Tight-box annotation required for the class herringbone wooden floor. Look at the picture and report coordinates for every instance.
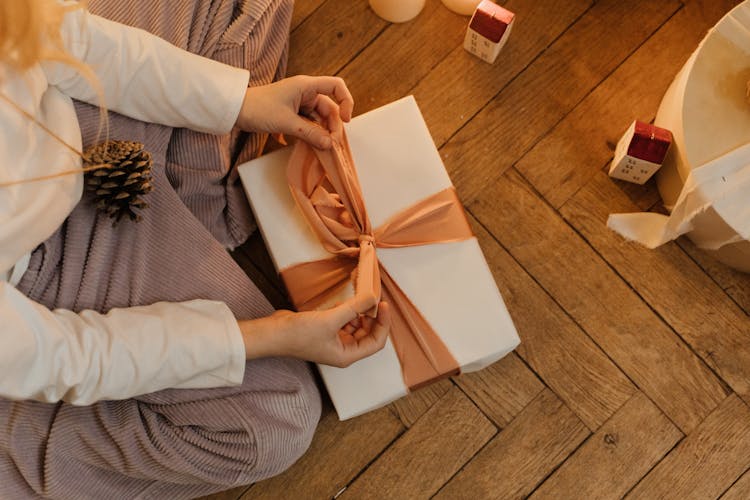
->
[206,0,750,498]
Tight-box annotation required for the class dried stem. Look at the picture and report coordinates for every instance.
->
[0,163,110,187]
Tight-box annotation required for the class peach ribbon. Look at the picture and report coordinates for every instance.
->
[281,129,474,390]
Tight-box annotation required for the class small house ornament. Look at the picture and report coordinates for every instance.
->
[464,1,515,63]
[609,121,673,185]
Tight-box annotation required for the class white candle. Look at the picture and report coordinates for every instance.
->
[441,0,482,16]
[369,0,426,23]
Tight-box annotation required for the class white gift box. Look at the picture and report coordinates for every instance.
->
[238,96,520,420]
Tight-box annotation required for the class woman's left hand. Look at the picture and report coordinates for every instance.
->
[238,295,392,368]
[236,75,354,149]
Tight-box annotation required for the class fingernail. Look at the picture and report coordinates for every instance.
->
[320,135,332,149]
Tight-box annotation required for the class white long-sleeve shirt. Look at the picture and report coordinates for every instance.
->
[0,7,253,404]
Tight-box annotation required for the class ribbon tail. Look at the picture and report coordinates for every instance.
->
[379,265,460,390]
[353,240,381,318]
[281,257,357,311]
[375,188,473,248]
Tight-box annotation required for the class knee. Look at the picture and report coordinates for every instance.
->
[133,358,321,487]
[249,359,322,480]
[274,358,322,451]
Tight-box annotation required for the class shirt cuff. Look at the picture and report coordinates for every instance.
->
[219,302,247,385]
[210,64,251,135]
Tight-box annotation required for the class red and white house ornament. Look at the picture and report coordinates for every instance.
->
[609,120,673,185]
[463,1,515,63]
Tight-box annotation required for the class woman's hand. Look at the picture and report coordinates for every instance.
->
[236,75,354,149]
[238,297,391,368]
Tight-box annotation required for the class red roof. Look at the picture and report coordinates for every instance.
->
[628,121,673,164]
[469,1,515,43]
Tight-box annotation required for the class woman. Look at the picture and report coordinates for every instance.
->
[0,0,390,497]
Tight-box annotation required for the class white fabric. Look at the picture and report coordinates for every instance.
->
[607,2,750,252]
[0,7,251,404]
[8,252,30,286]
[608,143,750,249]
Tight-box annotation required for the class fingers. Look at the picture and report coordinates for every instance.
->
[326,298,361,329]
[293,76,353,148]
[349,301,391,357]
[303,76,354,122]
[294,95,345,149]
[352,316,374,340]
[373,301,391,333]
[310,95,345,136]
[342,316,361,335]
[352,289,378,315]
[326,292,379,329]
[288,115,332,149]
[339,302,391,360]
[319,297,391,367]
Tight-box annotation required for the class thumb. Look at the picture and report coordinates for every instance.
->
[290,115,332,149]
[324,292,377,329]
[325,297,362,329]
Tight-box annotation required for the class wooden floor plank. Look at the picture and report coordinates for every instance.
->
[626,395,750,500]
[197,487,247,500]
[517,0,740,210]
[721,470,750,500]
[470,214,636,430]
[238,405,404,499]
[340,387,496,499]
[439,0,680,205]
[237,232,284,291]
[388,378,453,428]
[530,392,682,500]
[453,352,545,428]
[291,0,326,32]
[470,170,728,432]
[435,389,590,499]
[678,237,750,317]
[563,172,749,411]
[202,2,750,498]
[413,0,592,146]
[338,0,467,116]
[288,0,386,77]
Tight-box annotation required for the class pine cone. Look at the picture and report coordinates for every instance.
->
[83,140,153,224]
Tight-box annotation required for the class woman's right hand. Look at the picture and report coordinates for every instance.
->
[238,297,391,368]
[236,75,354,150]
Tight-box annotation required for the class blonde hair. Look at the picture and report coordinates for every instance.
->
[0,0,106,140]
[2,1,78,69]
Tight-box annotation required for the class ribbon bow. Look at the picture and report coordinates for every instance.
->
[282,128,474,389]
